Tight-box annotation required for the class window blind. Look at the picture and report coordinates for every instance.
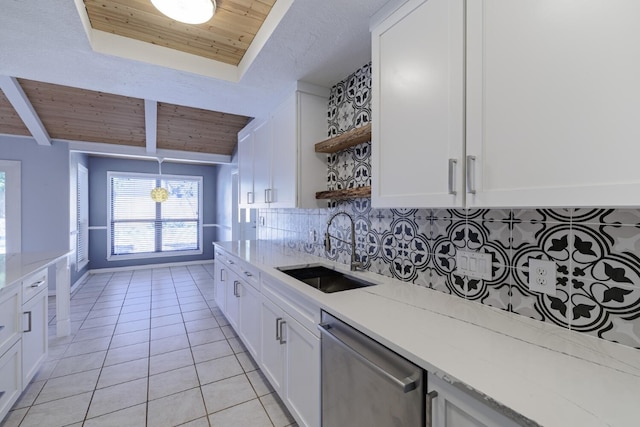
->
[108,172,202,258]
[77,164,89,269]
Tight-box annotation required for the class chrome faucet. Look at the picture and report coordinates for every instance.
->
[324,212,363,271]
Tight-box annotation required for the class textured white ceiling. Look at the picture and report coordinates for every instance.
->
[0,0,391,120]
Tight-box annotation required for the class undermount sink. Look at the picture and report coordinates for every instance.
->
[277,265,375,293]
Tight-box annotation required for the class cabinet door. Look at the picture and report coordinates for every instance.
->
[224,275,240,330]
[253,120,272,206]
[0,287,20,352]
[284,316,320,427]
[0,341,21,422]
[270,92,297,208]
[238,282,262,361]
[466,0,640,207]
[238,131,255,208]
[372,0,465,208]
[21,289,48,385]
[260,296,285,395]
[428,373,520,427]
[213,260,227,313]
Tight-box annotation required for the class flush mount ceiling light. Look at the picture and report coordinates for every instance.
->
[150,0,216,25]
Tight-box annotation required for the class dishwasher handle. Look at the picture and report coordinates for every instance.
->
[318,322,420,393]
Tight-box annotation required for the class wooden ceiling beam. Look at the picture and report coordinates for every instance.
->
[0,76,51,146]
[144,99,157,154]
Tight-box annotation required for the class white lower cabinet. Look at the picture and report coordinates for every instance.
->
[260,295,320,427]
[260,296,285,395]
[224,273,240,330]
[0,341,22,422]
[428,372,519,427]
[283,315,320,427]
[237,281,261,361]
[213,259,227,313]
[21,287,48,386]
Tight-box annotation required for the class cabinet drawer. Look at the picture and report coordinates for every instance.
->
[219,252,260,291]
[262,275,320,337]
[0,341,22,422]
[22,269,48,304]
[0,288,20,354]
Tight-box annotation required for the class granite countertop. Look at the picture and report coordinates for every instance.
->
[214,240,640,427]
[0,250,72,292]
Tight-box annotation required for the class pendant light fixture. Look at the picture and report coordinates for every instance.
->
[150,158,169,203]
[151,0,216,25]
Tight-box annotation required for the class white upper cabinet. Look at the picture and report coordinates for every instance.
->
[237,82,328,209]
[466,0,640,207]
[238,128,256,208]
[373,0,640,208]
[372,0,465,208]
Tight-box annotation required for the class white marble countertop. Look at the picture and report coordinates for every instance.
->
[214,240,640,427]
[0,250,72,293]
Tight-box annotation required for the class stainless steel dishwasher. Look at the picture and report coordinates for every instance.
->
[318,311,425,427]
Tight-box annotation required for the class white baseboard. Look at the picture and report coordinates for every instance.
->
[88,259,214,274]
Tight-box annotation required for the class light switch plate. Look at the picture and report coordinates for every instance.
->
[528,258,557,296]
[456,250,493,280]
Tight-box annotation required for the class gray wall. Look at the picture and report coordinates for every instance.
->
[88,156,218,269]
[0,135,69,252]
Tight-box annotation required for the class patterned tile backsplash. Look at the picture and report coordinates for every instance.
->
[257,64,640,350]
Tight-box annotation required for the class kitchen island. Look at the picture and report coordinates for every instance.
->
[214,240,640,427]
[0,250,72,337]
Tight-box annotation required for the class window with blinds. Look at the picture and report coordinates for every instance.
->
[77,164,89,269]
[107,171,203,260]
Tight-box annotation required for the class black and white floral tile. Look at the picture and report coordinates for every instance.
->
[327,63,371,193]
[257,63,640,350]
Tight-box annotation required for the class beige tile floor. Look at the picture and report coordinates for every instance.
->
[1,265,297,427]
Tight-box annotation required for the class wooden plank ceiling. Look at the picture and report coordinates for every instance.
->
[83,0,277,66]
[2,79,250,155]
[0,88,30,136]
[19,79,146,147]
[157,102,249,155]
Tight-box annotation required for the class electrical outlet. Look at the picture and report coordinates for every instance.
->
[528,258,557,296]
[308,229,317,243]
[259,216,265,226]
[456,250,493,280]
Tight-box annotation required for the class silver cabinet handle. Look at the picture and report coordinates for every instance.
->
[426,390,439,427]
[23,311,32,333]
[448,159,457,195]
[275,317,283,341]
[278,319,286,345]
[30,279,46,288]
[233,281,240,298]
[244,271,253,277]
[466,155,477,194]
[317,322,420,393]
[220,269,225,282]
[227,259,234,265]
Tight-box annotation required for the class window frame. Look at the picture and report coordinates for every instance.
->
[106,171,204,261]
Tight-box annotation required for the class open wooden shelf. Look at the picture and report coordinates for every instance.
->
[315,186,371,200]
[314,123,372,153]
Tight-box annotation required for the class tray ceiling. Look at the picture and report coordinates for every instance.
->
[82,0,276,66]
[77,0,287,81]
[0,78,250,159]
